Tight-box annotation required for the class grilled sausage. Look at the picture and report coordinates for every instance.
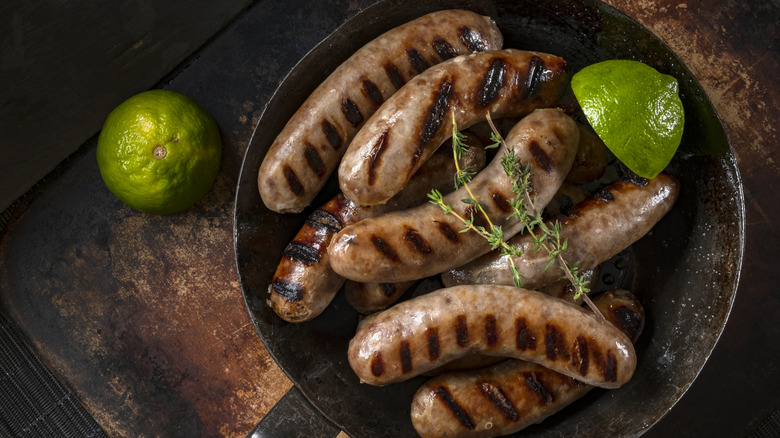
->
[410,289,644,438]
[344,280,418,315]
[258,10,503,213]
[441,172,680,289]
[347,285,637,388]
[541,182,589,218]
[338,49,569,206]
[423,270,613,377]
[329,108,579,284]
[565,123,608,184]
[538,265,601,305]
[269,135,486,322]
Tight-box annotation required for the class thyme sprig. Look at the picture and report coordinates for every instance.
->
[429,111,603,320]
[428,113,526,288]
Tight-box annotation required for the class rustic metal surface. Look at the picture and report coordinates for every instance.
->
[0,0,777,437]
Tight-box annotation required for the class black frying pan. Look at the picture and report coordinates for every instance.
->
[234,0,744,436]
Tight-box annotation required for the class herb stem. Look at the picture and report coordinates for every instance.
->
[430,112,605,323]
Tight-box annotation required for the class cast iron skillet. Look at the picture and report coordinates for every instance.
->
[234,0,745,436]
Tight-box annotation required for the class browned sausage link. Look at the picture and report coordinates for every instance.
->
[344,280,418,315]
[541,182,589,218]
[329,108,579,284]
[441,172,680,289]
[410,289,644,438]
[565,123,609,184]
[338,49,569,206]
[269,136,486,322]
[347,285,636,388]
[426,265,600,376]
[257,10,503,213]
[593,288,645,343]
[538,265,601,304]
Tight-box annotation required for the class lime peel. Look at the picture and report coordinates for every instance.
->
[571,60,684,179]
[96,89,222,215]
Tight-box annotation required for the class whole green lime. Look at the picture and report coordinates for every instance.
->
[571,60,684,179]
[96,89,222,214]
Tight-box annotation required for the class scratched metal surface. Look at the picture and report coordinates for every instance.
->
[0,1,777,438]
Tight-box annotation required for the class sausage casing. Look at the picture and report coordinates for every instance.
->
[410,289,645,438]
[269,135,486,322]
[258,10,503,213]
[565,123,608,184]
[329,108,579,284]
[347,285,637,388]
[338,49,569,206]
[344,280,418,315]
[441,172,680,289]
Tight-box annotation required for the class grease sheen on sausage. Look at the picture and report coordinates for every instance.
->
[258,10,503,213]
[442,172,680,289]
[328,108,579,284]
[410,289,645,438]
[338,49,569,206]
[347,285,637,388]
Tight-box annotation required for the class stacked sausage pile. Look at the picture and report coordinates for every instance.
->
[257,10,680,438]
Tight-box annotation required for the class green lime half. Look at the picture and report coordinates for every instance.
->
[571,60,684,179]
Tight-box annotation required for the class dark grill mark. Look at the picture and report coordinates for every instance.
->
[426,327,441,361]
[605,350,618,382]
[306,209,342,233]
[571,335,590,376]
[523,55,546,99]
[484,314,498,347]
[400,341,413,374]
[404,227,432,254]
[303,144,325,177]
[524,372,553,405]
[371,235,400,263]
[283,165,305,196]
[362,79,384,106]
[321,120,342,150]
[271,278,303,302]
[491,192,512,213]
[437,221,460,243]
[477,58,506,108]
[407,48,431,74]
[592,348,605,376]
[432,37,457,60]
[341,98,363,127]
[455,315,469,347]
[529,141,554,174]
[458,26,485,52]
[612,306,643,342]
[282,242,320,265]
[465,205,490,230]
[380,283,396,297]
[434,386,475,430]
[545,324,570,361]
[413,78,453,172]
[384,63,406,89]
[370,352,384,377]
[515,317,536,350]
[480,382,518,421]
[592,188,615,203]
[368,131,389,186]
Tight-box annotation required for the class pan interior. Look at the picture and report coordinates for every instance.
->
[234,1,744,436]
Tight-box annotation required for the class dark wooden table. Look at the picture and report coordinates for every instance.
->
[0,1,777,437]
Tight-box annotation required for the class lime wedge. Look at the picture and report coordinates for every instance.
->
[571,60,684,179]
